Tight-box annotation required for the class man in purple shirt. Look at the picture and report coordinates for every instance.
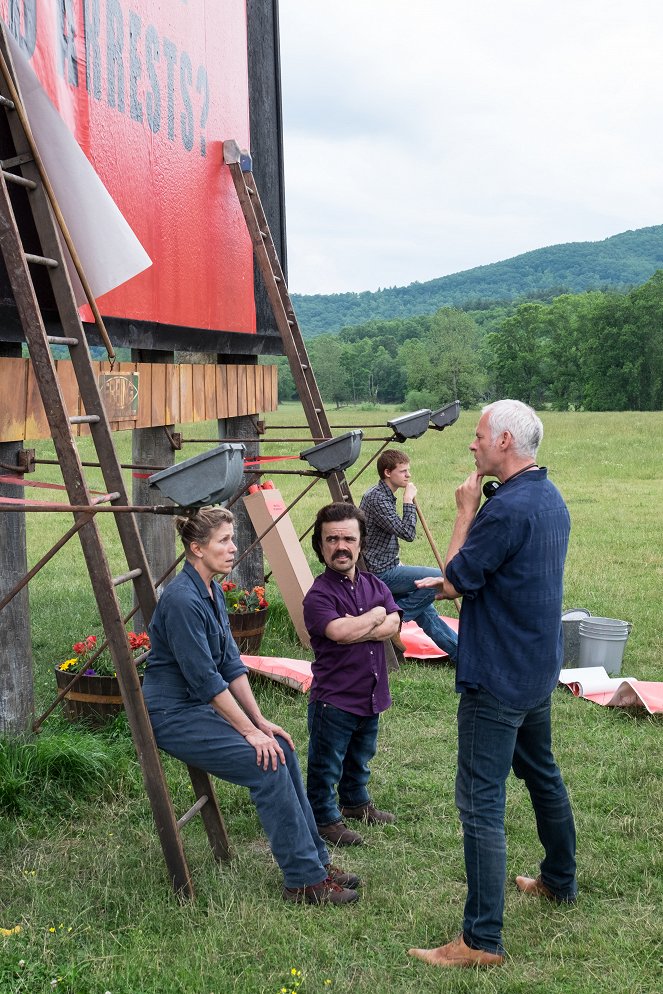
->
[303,503,401,846]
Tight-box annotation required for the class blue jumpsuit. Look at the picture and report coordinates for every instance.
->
[142,561,330,888]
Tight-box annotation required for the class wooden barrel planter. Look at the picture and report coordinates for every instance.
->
[228,608,268,655]
[54,667,141,727]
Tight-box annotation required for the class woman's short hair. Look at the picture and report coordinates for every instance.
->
[175,506,234,551]
[483,400,543,459]
[311,503,366,563]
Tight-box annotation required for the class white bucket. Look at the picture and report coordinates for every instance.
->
[578,617,631,675]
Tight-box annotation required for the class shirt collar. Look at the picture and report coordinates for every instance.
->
[182,559,215,598]
[323,564,362,584]
[378,479,396,501]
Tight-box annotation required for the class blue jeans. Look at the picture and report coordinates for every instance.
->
[149,704,330,889]
[456,689,577,955]
[377,564,458,660]
[307,700,379,826]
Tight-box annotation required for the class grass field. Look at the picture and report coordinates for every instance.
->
[1,404,662,994]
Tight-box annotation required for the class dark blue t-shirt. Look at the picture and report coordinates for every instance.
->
[445,468,570,709]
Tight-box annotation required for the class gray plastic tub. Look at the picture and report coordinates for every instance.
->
[430,400,461,430]
[300,430,363,475]
[387,409,432,441]
[148,443,246,507]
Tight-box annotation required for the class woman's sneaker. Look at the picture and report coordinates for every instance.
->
[283,877,359,905]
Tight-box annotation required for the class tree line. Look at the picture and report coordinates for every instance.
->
[291,224,663,336]
[273,269,663,412]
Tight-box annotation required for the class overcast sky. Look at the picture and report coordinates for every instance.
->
[278,0,663,295]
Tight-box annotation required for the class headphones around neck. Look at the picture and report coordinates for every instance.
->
[482,463,538,500]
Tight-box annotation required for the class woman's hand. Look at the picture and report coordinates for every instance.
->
[255,716,295,752]
[243,728,287,770]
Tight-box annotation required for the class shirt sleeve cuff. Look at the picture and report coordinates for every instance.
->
[198,673,228,702]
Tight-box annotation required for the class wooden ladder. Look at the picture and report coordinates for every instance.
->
[223,140,353,505]
[223,141,400,672]
[0,27,228,899]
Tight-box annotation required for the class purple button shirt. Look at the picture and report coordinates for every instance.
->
[303,566,400,716]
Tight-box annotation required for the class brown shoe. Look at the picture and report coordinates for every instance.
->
[515,875,576,904]
[283,877,359,905]
[408,934,504,968]
[340,802,396,825]
[325,863,361,889]
[317,820,364,846]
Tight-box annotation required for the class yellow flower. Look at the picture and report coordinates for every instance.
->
[0,925,21,936]
[48,927,56,933]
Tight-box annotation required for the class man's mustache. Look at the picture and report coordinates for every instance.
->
[332,549,352,561]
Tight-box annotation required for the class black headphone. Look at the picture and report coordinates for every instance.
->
[482,464,538,500]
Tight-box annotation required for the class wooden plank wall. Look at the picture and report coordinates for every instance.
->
[0,359,278,442]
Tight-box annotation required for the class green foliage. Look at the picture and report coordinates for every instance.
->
[2,409,663,993]
[0,726,136,816]
[293,224,663,336]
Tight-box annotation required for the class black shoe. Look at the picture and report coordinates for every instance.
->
[283,877,359,905]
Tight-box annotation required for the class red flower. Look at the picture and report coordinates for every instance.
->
[72,642,86,656]
[128,631,150,651]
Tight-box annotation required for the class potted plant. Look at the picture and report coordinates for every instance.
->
[222,582,269,655]
[55,631,150,726]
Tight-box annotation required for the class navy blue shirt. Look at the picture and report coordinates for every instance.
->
[142,560,248,710]
[303,566,400,716]
[445,469,570,709]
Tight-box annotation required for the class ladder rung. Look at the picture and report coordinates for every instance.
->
[301,364,309,370]
[2,170,36,190]
[274,274,282,283]
[259,230,267,238]
[177,795,209,829]
[247,186,255,195]
[288,319,295,325]
[0,94,15,110]
[1,153,33,169]
[111,568,143,587]
[47,336,78,346]
[25,252,58,269]
[69,415,100,424]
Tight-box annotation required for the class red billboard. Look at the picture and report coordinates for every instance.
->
[0,0,256,334]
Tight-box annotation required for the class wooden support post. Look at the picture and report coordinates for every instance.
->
[0,342,34,736]
[131,349,176,628]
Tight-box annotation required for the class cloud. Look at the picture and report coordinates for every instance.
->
[279,0,663,293]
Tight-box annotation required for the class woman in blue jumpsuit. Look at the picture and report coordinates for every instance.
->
[142,507,359,904]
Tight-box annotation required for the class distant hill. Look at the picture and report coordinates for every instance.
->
[291,225,663,336]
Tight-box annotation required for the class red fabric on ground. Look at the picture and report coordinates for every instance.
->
[400,617,459,659]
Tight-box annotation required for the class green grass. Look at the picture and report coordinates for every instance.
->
[1,405,662,993]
